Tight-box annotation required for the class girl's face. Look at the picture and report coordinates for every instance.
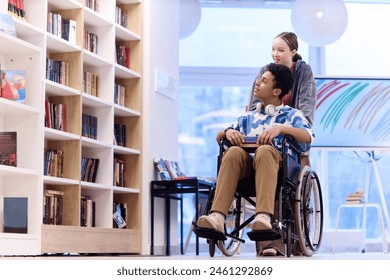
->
[271,37,296,68]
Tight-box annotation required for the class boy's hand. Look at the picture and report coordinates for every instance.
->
[225,129,244,146]
[258,126,281,145]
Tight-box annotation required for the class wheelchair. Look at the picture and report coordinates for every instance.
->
[193,135,324,257]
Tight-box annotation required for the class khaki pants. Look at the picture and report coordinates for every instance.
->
[211,145,281,216]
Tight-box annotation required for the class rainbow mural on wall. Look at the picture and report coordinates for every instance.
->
[313,77,390,148]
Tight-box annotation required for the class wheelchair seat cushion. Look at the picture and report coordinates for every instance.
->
[236,176,256,197]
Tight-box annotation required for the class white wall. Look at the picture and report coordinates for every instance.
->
[141,0,180,255]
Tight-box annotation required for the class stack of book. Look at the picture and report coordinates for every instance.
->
[346,188,365,204]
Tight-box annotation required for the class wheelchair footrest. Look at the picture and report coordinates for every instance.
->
[193,223,227,241]
[247,229,281,241]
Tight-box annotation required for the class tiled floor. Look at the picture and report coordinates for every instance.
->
[4,251,389,260]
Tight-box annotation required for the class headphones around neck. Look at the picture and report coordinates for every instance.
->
[256,101,280,117]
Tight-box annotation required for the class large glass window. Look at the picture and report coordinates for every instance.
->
[179,7,309,67]
[325,4,390,76]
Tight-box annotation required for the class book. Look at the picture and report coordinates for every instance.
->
[0,13,16,36]
[346,196,363,201]
[153,157,171,180]
[1,69,26,103]
[113,202,127,229]
[3,197,28,233]
[62,18,77,44]
[345,200,362,204]
[0,131,17,166]
[164,159,189,180]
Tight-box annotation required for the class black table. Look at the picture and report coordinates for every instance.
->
[150,178,215,255]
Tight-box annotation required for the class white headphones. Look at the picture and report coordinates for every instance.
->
[256,101,280,117]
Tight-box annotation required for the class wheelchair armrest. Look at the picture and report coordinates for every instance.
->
[216,130,226,143]
[282,135,302,184]
[282,134,300,156]
[218,137,230,155]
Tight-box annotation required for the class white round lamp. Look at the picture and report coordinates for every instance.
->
[291,0,348,46]
[180,0,201,40]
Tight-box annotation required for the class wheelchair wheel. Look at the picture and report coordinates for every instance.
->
[294,166,324,256]
[217,195,245,256]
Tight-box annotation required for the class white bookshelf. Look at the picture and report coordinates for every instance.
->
[0,0,143,255]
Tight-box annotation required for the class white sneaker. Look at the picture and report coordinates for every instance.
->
[196,212,224,233]
[262,247,277,256]
[252,213,272,231]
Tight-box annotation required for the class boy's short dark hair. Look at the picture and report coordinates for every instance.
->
[266,63,294,100]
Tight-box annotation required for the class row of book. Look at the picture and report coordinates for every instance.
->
[153,157,216,183]
[81,157,100,183]
[44,149,64,178]
[43,191,130,229]
[116,44,130,68]
[42,151,129,186]
[81,195,96,227]
[47,12,77,45]
[46,58,70,87]
[114,123,126,147]
[82,113,98,140]
[154,158,185,181]
[83,71,99,97]
[115,6,128,28]
[8,0,25,20]
[43,189,64,225]
[44,190,130,229]
[114,157,125,187]
[114,83,126,106]
[44,191,97,227]
[45,100,67,131]
[85,0,99,12]
[84,30,98,54]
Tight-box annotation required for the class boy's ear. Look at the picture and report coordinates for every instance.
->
[273,88,282,97]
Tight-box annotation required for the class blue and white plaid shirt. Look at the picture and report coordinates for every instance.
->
[229,105,314,154]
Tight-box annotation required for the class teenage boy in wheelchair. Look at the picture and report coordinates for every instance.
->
[195,63,314,256]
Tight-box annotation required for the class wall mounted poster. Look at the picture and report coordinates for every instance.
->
[313,77,390,148]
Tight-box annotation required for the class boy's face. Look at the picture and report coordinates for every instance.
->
[254,71,277,100]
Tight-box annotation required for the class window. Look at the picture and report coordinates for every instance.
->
[325,4,390,76]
